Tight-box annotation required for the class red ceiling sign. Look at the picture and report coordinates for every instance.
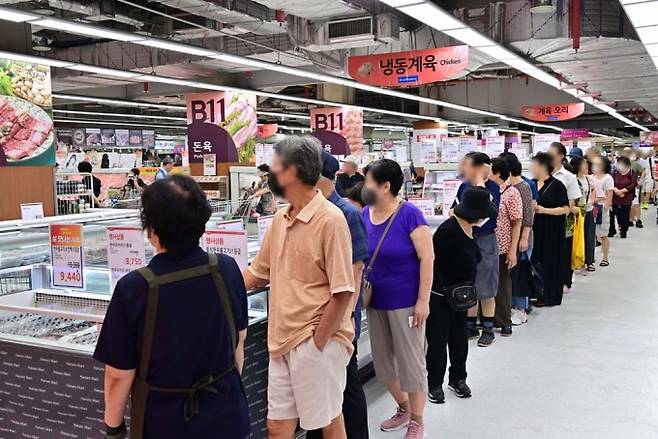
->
[521,103,585,122]
[348,46,469,87]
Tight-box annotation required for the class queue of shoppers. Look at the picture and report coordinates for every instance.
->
[94,134,652,439]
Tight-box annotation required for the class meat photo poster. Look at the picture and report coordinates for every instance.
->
[0,58,55,166]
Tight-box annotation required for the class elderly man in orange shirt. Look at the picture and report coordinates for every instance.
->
[244,136,356,439]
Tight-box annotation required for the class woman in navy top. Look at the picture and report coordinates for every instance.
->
[94,175,250,439]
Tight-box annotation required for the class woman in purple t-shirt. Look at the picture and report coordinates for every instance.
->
[361,159,434,439]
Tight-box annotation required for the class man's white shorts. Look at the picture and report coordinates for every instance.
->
[267,337,350,430]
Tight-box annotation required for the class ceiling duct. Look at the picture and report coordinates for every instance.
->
[288,13,399,52]
[530,0,556,14]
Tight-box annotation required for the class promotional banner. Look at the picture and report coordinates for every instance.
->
[483,136,505,156]
[0,58,55,166]
[86,127,101,147]
[201,230,248,272]
[408,198,436,217]
[533,133,561,153]
[311,106,363,155]
[50,224,84,289]
[255,143,274,166]
[257,215,275,244]
[129,129,142,146]
[348,46,469,87]
[521,103,584,122]
[106,226,146,290]
[561,128,590,140]
[186,91,258,162]
[101,128,116,145]
[443,179,462,216]
[116,128,129,146]
[143,130,155,148]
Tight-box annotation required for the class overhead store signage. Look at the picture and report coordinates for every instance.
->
[639,131,658,146]
[521,103,584,122]
[106,226,146,290]
[0,57,55,166]
[561,128,590,140]
[201,230,248,272]
[50,224,84,289]
[310,106,363,155]
[186,91,258,163]
[347,46,469,87]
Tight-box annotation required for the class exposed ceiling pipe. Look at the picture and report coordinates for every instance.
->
[569,0,581,51]
[47,0,143,27]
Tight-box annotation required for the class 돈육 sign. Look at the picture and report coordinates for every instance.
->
[521,103,585,122]
[348,46,469,87]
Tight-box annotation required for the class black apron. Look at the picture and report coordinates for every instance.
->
[130,253,241,439]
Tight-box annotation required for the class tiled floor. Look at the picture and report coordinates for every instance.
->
[364,212,658,439]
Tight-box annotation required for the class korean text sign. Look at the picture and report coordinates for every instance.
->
[521,103,584,122]
[201,230,249,272]
[50,224,84,289]
[310,106,364,155]
[348,46,468,87]
[106,226,146,290]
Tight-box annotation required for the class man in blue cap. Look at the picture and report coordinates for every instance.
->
[307,149,370,439]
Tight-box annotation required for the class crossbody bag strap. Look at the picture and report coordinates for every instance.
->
[365,201,404,278]
[207,253,238,359]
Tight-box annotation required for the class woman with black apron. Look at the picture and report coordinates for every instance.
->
[94,175,251,439]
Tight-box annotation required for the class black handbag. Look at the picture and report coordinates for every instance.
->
[511,252,544,299]
[432,271,478,312]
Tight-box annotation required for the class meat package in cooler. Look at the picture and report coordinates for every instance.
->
[0,95,53,161]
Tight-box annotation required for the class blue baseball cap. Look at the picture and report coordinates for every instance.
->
[320,149,339,181]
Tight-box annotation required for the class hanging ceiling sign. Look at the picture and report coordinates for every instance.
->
[639,131,658,146]
[348,46,469,87]
[310,107,363,155]
[521,103,585,122]
[561,128,590,140]
[186,90,257,163]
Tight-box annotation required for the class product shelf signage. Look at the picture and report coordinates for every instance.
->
[106,226,146,289]
[201,230,248,272]
[50,224,84,289]
[348,46,469,87]
[257,215,275,245]
[521,103,584,122]
[561,128,590,140]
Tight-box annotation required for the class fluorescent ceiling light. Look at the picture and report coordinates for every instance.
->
[378,0,421,6]
[135,38,217,57]
[443,28,495,47]
[53,93,186,111]
[52,109,187,121]
[35,17,144,42]
[0,6,39,22]
[135,75,199,87]
[645,43,658,57]
[623,1,658,28]
[69,64,142,78]
[53,118,186,130]
[637,25,658,45]
[0,50,73,67]
[398,3,466,31]
[258,111,311,120]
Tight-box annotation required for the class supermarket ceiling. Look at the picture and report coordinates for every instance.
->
[0,0,656,135]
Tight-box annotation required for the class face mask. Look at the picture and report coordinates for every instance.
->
[475,217,490,228]
[361,186,379,206]
[268,172,286,198]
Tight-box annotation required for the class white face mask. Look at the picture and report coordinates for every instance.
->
[475,217,490,228]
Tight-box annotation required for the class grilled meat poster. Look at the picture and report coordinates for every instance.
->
[0,58,55,166]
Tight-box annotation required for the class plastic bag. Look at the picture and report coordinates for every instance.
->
[571,211,585,269]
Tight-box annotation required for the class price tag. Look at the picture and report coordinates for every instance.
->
[203,153,216,176]
[217,219,244,232]
[257,215,275,244]
[483,136,505,156]
[202,230,248,272]
[106,226,146,290]
[50,224,84,289]
[443,179,462,216]
[20,202,44,220]
[408,198,436,218]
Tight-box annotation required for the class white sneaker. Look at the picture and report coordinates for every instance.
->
[519,309,528,323]
[511,309,523,326]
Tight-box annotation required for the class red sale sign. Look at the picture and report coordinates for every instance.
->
[348,46,469,87]
[521,103,585,122]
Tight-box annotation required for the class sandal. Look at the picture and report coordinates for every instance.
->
[599,260,609,267]
[586,264,596,272]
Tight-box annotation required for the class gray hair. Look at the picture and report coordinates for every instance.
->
[162,156,173,165]
[274,135,322,186]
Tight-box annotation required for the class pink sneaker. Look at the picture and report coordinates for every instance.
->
[404,420,425,439]
[380,406,410,432]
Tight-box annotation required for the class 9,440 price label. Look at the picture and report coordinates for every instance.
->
[50,224,85,289]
